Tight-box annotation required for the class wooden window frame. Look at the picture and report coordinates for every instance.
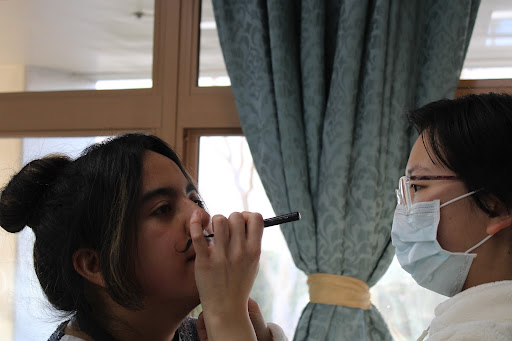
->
[0,0,175,139]
[456,79,512,97]
[0,0,239,169]
[183,128,243,182]
[0,0,510,179]
[175,0,239,161]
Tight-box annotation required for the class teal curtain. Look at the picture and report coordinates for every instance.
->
[212,0,479,340]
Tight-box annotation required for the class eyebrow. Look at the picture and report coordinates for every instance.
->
[406,165,432,175]
[186,183,198,195]
[140,183,197,205]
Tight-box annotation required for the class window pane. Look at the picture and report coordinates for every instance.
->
[197,136,307,338]
[0,137,109,341]
[0,1,154,93]
[198,0,231,87]
[461,0,512,79]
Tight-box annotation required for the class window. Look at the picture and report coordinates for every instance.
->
[0,1,154,93]
[457,0,512,97]
[460,0,512,80]
[198,0,230,86]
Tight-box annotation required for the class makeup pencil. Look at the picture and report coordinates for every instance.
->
[204,211,301,238]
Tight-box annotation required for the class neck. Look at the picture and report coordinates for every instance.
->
[90,289,198,341]
[463,228,512,291]
[108,306,182,341]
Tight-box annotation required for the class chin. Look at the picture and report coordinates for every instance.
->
[182,294,201,312]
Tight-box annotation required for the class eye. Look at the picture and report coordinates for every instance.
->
[411,184,422,192]
[192,199,205,209]
[153,204,171,216]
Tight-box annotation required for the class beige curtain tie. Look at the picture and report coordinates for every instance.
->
[307,273,371,310]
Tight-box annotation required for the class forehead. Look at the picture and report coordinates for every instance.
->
[406,135,450,176]
[141,151,188,189]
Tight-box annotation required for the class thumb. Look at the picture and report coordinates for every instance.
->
[248,298,273,341]
[196,312,209,341]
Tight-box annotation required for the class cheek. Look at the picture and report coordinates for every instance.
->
[135,243,196,296]
[134,219,198,298]
[437,202,480,252]
[136,223,179,274]
[140,262,198,301]
[437,212,457,250]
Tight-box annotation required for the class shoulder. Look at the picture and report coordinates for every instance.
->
[426,281,512,340]
[426,321,512,340]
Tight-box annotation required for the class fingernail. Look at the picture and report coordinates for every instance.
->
[192,210,201,219]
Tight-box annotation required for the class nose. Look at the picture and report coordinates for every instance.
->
[177,202,212,253]
[198,207,211,230]
[185,200,211,234]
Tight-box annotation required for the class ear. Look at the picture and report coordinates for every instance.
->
[486,214,512,235]
[73,248,106,288]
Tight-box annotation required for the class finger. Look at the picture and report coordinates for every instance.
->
[247,298,273,341]
[196,312,209,341]
[228,212,246,248]
[247,297,263,315]
[190,210,209,258]
[211,214,229,249]
[243,212,264,255]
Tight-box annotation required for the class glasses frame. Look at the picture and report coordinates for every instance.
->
[396,175,459,210]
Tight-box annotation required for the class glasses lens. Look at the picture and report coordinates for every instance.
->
[397,176,411,208]
[395,189,403,205]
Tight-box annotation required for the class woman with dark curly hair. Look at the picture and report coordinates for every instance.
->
[0,133,286,341]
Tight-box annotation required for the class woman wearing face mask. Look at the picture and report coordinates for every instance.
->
[0,133,287,341]
[392,92,512,340]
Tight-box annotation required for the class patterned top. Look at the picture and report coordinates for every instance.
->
[47,316,200,341]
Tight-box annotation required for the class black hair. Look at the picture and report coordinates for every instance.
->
[408,92,512,216]
[0,133,193,314]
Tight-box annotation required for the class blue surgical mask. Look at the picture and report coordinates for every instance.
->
[391,191,493,297]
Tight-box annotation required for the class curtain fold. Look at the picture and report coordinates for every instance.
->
[212,0,480,339]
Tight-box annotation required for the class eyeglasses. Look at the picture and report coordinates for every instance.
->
[396,175,459,210]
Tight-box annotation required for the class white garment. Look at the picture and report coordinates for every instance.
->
[418,280,512,341]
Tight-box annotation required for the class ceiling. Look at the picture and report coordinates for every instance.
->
[0,0,155,79]
[0,0,510,88]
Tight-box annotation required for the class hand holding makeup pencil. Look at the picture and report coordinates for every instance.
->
[190,210,263,341]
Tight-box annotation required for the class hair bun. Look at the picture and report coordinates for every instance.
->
[0,155,71,233]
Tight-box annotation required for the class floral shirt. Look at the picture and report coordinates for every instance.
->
[47,316,199,341]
